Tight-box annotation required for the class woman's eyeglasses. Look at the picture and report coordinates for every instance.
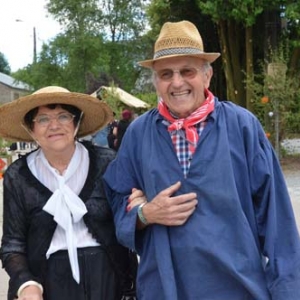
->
[155,67,203,82]
[33,112,75,127]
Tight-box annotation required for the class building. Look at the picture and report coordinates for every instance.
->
[91,86,150,109]
[0,72,32,155]
[0,72,31,105]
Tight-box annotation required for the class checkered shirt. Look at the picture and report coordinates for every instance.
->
[163,120,206,177]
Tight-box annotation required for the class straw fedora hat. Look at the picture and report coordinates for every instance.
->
[0,86,113,142]
[138,20,220,68]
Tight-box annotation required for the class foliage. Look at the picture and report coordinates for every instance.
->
[246,46,300,155]
[198,0,275,108]
[0,137,11,157]
[85,71,119,95]
[136,92,157,110]
[97,84,123,116]
[283,2,300,73]
[12,38,68,91]
[6,0,300,119]
[46,0,101,30]
[96,0,149,91]
[285,2,300,46]
[145,0,224,97]
[41,0,148,92]
[101,0,147,41]
[285,112,300,136]
[0,52,11,75]
[0,138,12,177]
[94,84,151,118]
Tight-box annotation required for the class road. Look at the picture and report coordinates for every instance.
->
[0,171,299,299]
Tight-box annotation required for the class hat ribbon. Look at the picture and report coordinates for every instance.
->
[154,47,205,59]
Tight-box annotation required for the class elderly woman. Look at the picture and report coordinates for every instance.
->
[0,86,139,300]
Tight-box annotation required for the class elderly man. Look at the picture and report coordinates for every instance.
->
[103,21,300,300]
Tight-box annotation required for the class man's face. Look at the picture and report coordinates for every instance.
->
[153,56,212,118]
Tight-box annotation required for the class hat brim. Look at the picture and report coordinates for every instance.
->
[138,52,220,68]
[0,92,113,142]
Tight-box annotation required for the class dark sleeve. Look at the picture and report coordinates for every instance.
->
[0,169,42,300]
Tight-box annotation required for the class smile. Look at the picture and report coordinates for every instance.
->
[171,90,190,96]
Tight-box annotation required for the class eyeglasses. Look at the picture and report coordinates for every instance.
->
[155,67,203,82]
[33,112,75,127]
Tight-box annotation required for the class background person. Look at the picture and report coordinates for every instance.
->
[92,122,110,147]
[103,21,300,300]
[107,112,118,150]
[113,109,132,151]
[0,86,139,300]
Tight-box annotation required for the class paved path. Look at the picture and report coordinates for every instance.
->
[283,169,300,228]
[0,171,299,299]
[282,138,300,155]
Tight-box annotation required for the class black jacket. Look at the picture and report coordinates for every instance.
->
[0,141,136,300]
[115,119,131,151]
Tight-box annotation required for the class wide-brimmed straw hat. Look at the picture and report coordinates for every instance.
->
[138,20,220,68]
[0,86,113,142]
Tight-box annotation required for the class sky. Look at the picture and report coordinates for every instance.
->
[0,0,61,72]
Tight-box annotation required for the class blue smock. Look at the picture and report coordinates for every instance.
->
[103,99,300,300]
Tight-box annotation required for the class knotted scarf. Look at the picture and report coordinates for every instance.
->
[158,89,215,153]
[28,142,89,283]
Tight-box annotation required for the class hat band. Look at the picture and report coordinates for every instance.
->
[154,47,205,59]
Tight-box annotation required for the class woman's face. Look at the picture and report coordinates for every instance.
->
[30,105,77,154]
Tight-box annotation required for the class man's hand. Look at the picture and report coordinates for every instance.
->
[142,181,197,226]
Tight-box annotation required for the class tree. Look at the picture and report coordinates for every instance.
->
[45,0,108,91]
[197,0,282,109]
[145,0,297,111]
[246,43,300,158]
[0,52,11,75]
[45,0,148,92]
[96,0,148,91]
[284,2,300,74]
[145,0,224,97]
[12,0,300,116]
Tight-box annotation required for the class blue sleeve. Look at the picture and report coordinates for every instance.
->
[249,122,300,299]
[102,182,139,250]
[103,122,145,251]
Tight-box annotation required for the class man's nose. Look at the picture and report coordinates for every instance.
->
[171,70,184,83]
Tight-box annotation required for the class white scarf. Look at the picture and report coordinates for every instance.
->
[28,142,89,283]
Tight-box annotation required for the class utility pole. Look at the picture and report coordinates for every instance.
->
[33,26,37,63]
[16,19,37,64]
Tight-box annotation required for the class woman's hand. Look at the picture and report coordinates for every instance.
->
[18,285,43,300]
[127,188,147,212]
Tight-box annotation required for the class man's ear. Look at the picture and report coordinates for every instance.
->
[204,66,213,88]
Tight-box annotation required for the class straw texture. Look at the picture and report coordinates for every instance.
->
[138,20,220,68]
[0,86,113,142]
